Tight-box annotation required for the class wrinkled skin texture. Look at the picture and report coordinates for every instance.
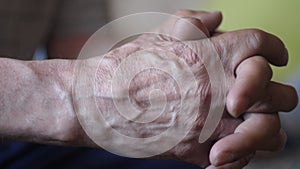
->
[83,11,298,169]
[1,10,296,169]
[92,34,241,167]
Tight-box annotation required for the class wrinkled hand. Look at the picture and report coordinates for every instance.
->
[87,10,298,169]
[126,10,297,168]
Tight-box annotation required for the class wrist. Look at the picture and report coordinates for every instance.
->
[0,58,92,146]
[42,59,93,146]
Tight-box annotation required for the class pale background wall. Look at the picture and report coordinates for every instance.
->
[108,0,206,19]
[106,0,207,38]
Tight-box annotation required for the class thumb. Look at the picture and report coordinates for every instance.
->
[172,17,209,40]
[172,11,222,41]
[198,11,222,33]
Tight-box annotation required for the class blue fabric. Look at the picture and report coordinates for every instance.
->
[0,142,201,169]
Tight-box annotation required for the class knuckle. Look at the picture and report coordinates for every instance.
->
[173,41,200,65]
[246,29,267,51]
[249,56,273,78]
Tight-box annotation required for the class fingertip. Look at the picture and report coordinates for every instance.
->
[288,85,298,111]
[209,141,221,166]
[209,139,235,166]
[209,11,222,21]
[211,11,222,22]
[269,82,299,112]
[198,11,223,32]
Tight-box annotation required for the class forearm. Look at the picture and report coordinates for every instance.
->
[0,58,89,146]
[0,53,169,147]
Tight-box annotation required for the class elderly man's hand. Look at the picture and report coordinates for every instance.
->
[74,10,297,169]
[145,10,298,168]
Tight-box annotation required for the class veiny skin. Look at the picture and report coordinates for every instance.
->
[87,11,297,168]
[0,10,297,169]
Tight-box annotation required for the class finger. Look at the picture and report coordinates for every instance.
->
[210,29,288,67]
[206,153,254,169]
[247,81,298,113]
[235,113,284,151]
[209,113,282,166]
[174,10,222,32]
[227,56,272,117]
[228,79,298,117]
[256,128,287,151]
[172,17,209,41]
[152,10,221,42]
[210,112,243,141]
